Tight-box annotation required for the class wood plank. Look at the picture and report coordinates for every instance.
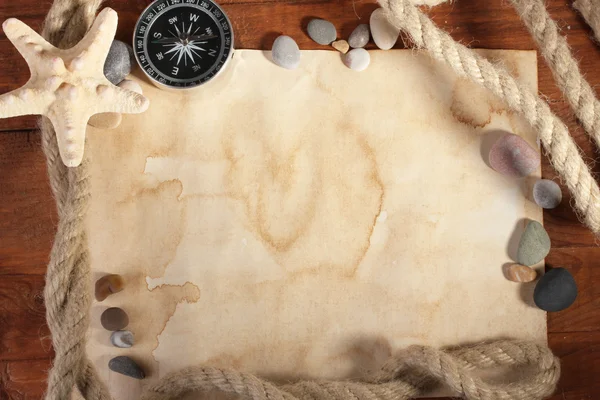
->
[0,131,56,276]
[0,274,52,361]
[0,358,51,400]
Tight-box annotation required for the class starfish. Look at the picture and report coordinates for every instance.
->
[0,8,149,167]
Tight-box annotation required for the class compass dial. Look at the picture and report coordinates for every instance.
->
[134,0,233,89]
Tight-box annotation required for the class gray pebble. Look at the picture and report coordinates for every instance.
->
[349,24,370,48]
[534,268,577,312]
[533,179,562,209]
[272,35,301,69]
[343,48,371,72]
[517,220,551,266]
[108,356,145,379]
[307,19,337,45]
[110,330,134,348]
[104,40,135,85]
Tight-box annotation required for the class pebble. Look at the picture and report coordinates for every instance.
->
[108,356,145,379]
[534,268,578,312]
[271,35,301,69]
[343,48,371,72]
[307,19,337,45]
[118,79,144,95]
[110,330,134,348]
[94,274,125,302]
[104,40,135,85]
[349,24,370,48]
[370,8,400,50]
[488,134,540,177]
[533,179,562,209]
[505,263,537,283]
[332,39,350,54]
[100,307,129,331]
[517,220,551,266]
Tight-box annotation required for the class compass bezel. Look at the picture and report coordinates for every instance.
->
[133,0,234,90]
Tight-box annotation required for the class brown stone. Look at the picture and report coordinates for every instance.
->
[505,264,537,283]
[95,274,124,301]
[332,40,350,54]
[100,307,129,331]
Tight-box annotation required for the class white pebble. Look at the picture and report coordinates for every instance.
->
[370,8,400,50]
[533,179,562,209]
[110,330,134,348]
[343,48,370,71]
[271,35,301,70]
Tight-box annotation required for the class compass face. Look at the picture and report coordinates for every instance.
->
[134,0,233,89]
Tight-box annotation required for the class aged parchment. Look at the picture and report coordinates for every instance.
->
[85,50,545,398]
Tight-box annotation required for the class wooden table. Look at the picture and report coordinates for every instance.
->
[0,0,599,398]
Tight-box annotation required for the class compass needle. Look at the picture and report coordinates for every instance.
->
[134,0,233,88]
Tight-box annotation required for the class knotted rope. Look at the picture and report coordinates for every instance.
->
[38,0,567,399]
[574,0,600,44]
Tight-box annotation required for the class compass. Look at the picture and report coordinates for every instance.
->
[133,0,233,90]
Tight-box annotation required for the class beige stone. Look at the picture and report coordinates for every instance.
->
[88,80,144,130]
[84,50,545,399]
[332,40,350,54]
[0,9,149,167]
[505,264,538,282]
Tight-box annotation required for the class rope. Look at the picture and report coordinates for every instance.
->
[381,0,600,236]
[38,0,565,399]
[511,0,600,155]
[573,0,600,44]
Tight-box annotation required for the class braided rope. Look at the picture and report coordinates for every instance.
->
[38,0,565,399]
[511,0,600,155]
[573,0,600,44]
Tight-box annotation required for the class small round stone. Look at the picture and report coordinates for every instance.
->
[343,48,370,72]
[370,8,400,50]
[332,39,350,54]
[505,264,537,283]
[108,356,145,379]
[111,330,134,348]
[533,179,562,209]
[488,133,540,177]
[271,35,301,70]
[349,24,370,48]
[88,112,122,129]
[118,79,144,95]
[100,307,129,331]
[534,268,578,312]
[104,40,135,85]
[94,274,124,301]
[307,19,337,45]
[517,220,551,266]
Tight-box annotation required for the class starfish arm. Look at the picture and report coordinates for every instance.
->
[47,105,90,168]
[0,86,54,118]
[2,18,55,66]
[70,8,118,74]
[92,85,150,115]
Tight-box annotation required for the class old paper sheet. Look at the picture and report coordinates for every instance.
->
[85,49,545,398]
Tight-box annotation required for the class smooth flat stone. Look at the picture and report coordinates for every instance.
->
[88,112,122,129]
[370,8,400,50]
[271,35,301,69]
[332,40,350,54]
[343,48,370,71]
[111,330,134,348]
[488,133,540,177]
[348,24,370,48]
[533,179,562,209]
[118,79,144,95]
[517,221,550,266]
[104,40,135,85]
[94,274,125,301]
[307,19,337,45]
[505,264,537,283]
[534,268,577,312]
[108,356,145,379]
[100,307,129,331]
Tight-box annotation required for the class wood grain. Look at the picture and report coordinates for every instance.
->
[0,0,599,398]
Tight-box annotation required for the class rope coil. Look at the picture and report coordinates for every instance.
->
[38,0,568,399]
